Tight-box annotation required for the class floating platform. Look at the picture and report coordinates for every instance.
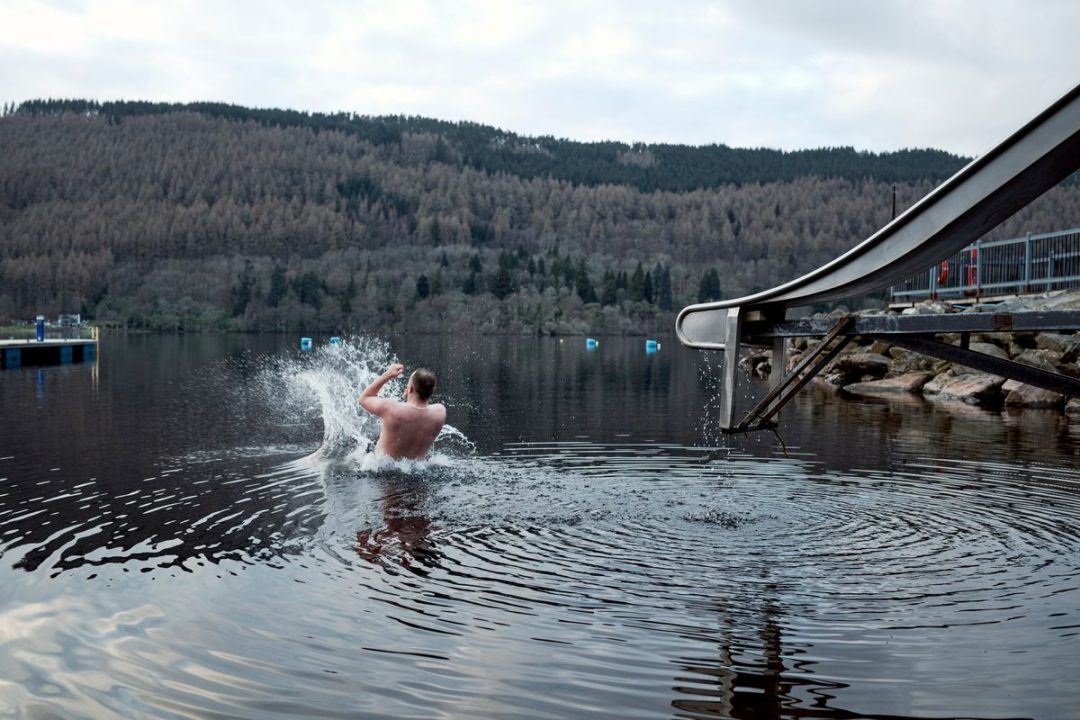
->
[0,339,97,370]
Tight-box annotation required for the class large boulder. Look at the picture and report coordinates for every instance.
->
[864,339,890,356]
[1003,382,1064,409]
[1035,332,1080,361]
[830,352,891,383]
[886,349,933,375]
[952,342,1010,376]
[971,333,1010,350]
[1033,289,1080,311]
[934,373,1006,406]
[1014,349,1061,373]
[922,369,956,396]
[844,372,934,397]
[739,349,771,379]
[901,300,954,315]
[969,342,1011,360]
[999,350,1069,409]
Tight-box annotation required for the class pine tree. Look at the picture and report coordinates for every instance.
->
[230,260,255,316]
[601,270,618,306]
[562,257,576,287]
[643,270,654,304]
[492,266,513,299]
[697,268,722,303]
[575,259,597,303]
[657,265,673,311]
[267,264,288,307]
[416,274,430,299]
[294,271,324,309]
[340,274,357,313]
[629,262,645,302]
[463,270,480,295]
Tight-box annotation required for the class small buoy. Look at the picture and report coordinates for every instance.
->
[300,337,313,351]
[329,336,342,346]
[645,339,660,351]
[586,337,598,349]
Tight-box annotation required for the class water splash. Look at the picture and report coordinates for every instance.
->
[263,336,475,468]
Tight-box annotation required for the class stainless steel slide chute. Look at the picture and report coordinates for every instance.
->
[675,83,1080,430]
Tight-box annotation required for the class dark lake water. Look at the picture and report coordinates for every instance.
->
[1,334,1079,719]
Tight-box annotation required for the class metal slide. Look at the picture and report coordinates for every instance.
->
[676,82,1080,351]
[675,82,1080,431]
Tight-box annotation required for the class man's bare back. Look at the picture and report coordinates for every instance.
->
[358,364,446,460]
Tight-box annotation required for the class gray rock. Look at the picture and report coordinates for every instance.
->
[950,342,1009,376]
[1003,383,1064,409]
[971,333,1010,349]
[934,373,1005,405]
[1014,349,1061,373]
[901,300,954,315]
[922,370,955,396]
[887,349,932,375]
[844,372,934,396]
[969,342,1010,360]
[1032,289,1080,311]
[830,352,890,382]
[739,349,771,379]
[1066,398,1080,415]
[867,339,891,356]
[1035,332,1079,355]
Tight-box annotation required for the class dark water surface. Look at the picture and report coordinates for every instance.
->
[1,334,1079,719]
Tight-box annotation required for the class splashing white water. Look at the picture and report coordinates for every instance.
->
[263,337,475,469]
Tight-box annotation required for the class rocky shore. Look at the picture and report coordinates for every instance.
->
[740,290,1080,414]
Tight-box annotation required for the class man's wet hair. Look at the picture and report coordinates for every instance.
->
[410,368,436,401]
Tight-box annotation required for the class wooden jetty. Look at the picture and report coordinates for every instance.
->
[0,338,98,370]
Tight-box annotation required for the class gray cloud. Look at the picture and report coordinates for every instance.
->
[0,0,1076,154]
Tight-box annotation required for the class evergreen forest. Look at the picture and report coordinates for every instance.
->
[1,99,1077,335]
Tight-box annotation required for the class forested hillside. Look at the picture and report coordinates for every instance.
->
[1,100,1077,334]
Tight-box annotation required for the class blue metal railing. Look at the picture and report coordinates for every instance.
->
[890,227,1080,301]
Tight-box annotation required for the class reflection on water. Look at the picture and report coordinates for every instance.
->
[0,334,1079,719]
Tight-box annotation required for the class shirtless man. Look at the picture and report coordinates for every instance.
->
[358,364,446,460]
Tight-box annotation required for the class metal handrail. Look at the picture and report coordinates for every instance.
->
[890,227,1080,300]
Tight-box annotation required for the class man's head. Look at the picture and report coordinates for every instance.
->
[407,368,436,402]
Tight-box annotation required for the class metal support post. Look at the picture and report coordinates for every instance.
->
[733,316,855,432]
[1023,233,1033,292]
[975,239,983,297]
[769,335,787,391]
[719,307,744,430]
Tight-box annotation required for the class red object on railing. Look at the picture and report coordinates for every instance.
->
[937,260,949,285]
[966,247,978,287]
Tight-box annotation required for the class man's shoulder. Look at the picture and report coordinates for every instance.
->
[381,399,408,415]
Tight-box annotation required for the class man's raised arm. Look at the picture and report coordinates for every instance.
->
[359,363,405,416]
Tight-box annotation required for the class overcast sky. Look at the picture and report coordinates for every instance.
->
[1,0,1076,155]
